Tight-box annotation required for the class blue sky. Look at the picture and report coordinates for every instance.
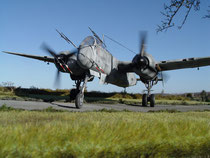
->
[0,0,210,93]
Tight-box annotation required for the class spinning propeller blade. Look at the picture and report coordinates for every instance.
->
[139,31,147,57]
[41,44,61,87]
[41,43,75,87]
[41,43,57,58]
[54,69,60,87]
[158,72,170,87]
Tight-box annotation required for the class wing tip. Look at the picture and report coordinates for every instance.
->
[1,51,11,54]
[1,51,17,55]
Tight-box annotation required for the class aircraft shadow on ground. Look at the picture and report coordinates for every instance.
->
[50,102,76,109]
[125,103,143,107]
[13,88,70,102]
[124,103,155,108]
[12,87,141,105]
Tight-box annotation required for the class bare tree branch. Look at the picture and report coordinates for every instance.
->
[157,0,208,33]
[178,0,195,29]
[167,0,185,27]
[203,6,210,18]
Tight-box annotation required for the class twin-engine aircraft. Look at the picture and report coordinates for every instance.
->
[2,28,210,108]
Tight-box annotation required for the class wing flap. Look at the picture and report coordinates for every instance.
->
[2,51,54,63]
[158,57,210,71]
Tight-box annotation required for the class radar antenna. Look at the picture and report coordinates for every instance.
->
[56,29,77,49]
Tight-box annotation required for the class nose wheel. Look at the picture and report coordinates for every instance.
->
[75,92,84,109]
[70,74,91,109]
[142,81,156,107]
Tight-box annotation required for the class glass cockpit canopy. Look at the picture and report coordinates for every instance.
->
[79,36,105,48]
[80,36,95,47]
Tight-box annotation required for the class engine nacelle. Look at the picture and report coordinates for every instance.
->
[132,52,157,81]
[54,51,86,76]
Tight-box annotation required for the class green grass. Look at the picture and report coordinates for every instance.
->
[0,110,209,157]
[92,97,210,105]
[156,99,210,105]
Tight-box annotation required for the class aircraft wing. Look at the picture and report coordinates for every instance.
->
[2,51,54,63]
[157,56,210,71]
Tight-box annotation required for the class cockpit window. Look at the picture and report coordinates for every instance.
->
[95,38,101,45]
[80,36,95,47]
[96,38,106,49]
[79,36,106,49]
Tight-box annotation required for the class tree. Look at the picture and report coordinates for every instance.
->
[157,0,210,32]
[200,90,207,102]
[1,81,14,87]
[1,81,15,92]
[186,93,193,99]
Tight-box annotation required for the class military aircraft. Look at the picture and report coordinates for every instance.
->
[2,28,210,108]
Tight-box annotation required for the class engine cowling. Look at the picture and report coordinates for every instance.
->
[54,51,86,76]
[132,52,157,82]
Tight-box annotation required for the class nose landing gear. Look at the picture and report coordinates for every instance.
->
[142,81,156,107]
[70,74,92,109]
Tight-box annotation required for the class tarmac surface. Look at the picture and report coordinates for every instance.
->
[0,99,210,112]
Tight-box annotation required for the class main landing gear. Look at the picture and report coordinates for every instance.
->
[70,75,92,109]
[142,81,156,107]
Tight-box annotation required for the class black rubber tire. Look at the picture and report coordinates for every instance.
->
[70,89,79,101]
[150,94,155,107]
[75,92,84,109]
[142,94,148,107]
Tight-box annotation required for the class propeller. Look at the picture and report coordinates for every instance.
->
[133,31,149,69]
[41,44,63,87]
[42,43,57,58]
[54,69,61,87]
[139,31,147,57]
[41,43,76,87]
[158,71,170,87]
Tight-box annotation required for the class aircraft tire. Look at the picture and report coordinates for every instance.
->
[150,94,155,107]
[142,94,148,107]
[75,92,84,109]
[70,89,79,101]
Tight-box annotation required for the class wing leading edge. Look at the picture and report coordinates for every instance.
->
[2,51,54,63]
[158,56,210,71]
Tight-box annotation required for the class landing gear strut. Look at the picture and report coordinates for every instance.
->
[70,74,91,109]
[142,81,156,107]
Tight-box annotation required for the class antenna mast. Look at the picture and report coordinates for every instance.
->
[56,29,77,49]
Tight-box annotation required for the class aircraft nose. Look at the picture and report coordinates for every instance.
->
[77,47,93,69]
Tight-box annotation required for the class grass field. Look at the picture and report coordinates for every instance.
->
[1,87,210,105]
[0,108,209,157]
[85,97,210,105]
[1,86,210,106]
